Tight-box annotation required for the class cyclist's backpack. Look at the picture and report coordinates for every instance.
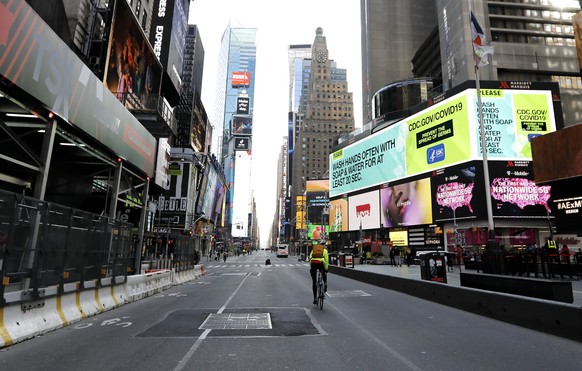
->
[312,244,324,259]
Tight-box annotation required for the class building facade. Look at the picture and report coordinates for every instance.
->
[212,24,258,243]
[291,28,355,241]
[363,0,582,128]
[360,0,437,126]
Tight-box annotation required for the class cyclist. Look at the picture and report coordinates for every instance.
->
[309,240,329,304]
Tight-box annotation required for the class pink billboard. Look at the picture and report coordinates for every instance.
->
[380,178,433,227]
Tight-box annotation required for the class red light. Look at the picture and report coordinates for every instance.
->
[48,112,54,119]
[146,176,150,181]
[117,157,122,163]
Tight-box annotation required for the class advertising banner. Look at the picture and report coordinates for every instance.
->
[329,198,348,232]
[296,195,306,230]
[232,114,253,136]
[105,0,162,105]
[234,136,250,151]
[389,229,408,247]
[237,96,250,114]
[348,190,380,231]
[488,161,551,217]
[430,161,486,222]
[306,179,329,225]
[330,124,405,197]
[380,177,433,227]
[471,89,555,159]
[329,87,557,198]
[0,0,156,175]
[150,0,188,93]
[307,224,328,240]
[231,71,251,88]
[406,94,472,175]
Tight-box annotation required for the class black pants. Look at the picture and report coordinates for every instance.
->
[310,264,327,299]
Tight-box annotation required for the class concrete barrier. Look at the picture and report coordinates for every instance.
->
[0,267,195,348]
[460,272,574,303]
[329,265,582,342]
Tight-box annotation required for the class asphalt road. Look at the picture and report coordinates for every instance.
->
[1,250,581,371]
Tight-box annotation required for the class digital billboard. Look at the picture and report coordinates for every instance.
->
[234,136,251,151]
[348,190,380,231]
[430,162,486,222]
[154,138,171,190]
[329,88,557,198]
[405,93,472,174]
[330,123,405,197]
[380,177,432,227]
[150,0,188,93]
[237,97,250,114]
[473,89,555,159]
[231,151,252,237]
[389,229,408,247]
[307,224,328,240]
[231,114,253,136]
[329,198,348,232]
[231,72,251,88]
[488,161,551,218]
[306,180,329,225]
[104,0,162,105]
[552,179,582,234]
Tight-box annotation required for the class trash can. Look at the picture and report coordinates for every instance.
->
[419,252,447,283]
[329,253,338,266]
[344,254,354,268]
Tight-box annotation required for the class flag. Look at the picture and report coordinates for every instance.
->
[470,11,494,67]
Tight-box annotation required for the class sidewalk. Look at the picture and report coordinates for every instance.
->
[351,262,582,306]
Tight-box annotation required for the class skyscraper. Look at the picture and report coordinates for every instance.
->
[213,24,258,238]
[291,28,355,239]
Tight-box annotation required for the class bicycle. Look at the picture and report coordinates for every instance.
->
[316,269,325,310]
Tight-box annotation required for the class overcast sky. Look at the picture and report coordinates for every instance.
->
[189,0,362,247]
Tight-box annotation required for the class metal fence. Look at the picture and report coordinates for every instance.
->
[0,189,205,307]
[0,189,134,305]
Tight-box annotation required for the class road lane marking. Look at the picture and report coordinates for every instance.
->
[174,274,250,370]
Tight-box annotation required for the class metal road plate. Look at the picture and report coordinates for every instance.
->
[136,308,319,337]
[199,313,272,330]
[326,290,371,297]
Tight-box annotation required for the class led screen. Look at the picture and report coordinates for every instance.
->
[430,161,486,222]
[329,198,348,232]
[348,190,380,231]
[488,161,551,217]
[380,177,432,227]
[329,88,556,197]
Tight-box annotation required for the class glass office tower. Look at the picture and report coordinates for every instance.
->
[213,24,257,229]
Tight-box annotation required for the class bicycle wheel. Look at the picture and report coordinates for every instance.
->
[317,272,324,310]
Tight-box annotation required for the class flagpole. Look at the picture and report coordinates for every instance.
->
[475,66,495,241]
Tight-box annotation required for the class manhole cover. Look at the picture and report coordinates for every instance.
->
[199,313,272,330]
[326,290,371,298]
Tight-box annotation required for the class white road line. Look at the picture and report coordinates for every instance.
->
[173,329,210,371]
[174,274,250,371]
